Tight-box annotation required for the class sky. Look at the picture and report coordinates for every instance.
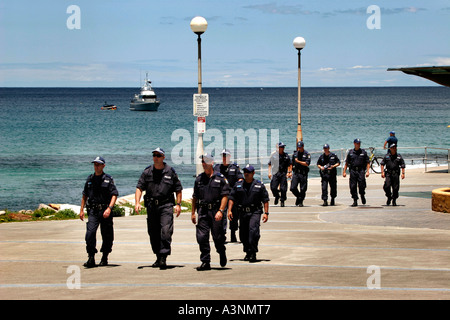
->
[0,0,449,87]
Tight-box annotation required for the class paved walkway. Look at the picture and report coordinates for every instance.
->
[1,167,449,300]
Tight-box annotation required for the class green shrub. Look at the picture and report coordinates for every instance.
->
[54,209,78,220]
[32,208,55,218]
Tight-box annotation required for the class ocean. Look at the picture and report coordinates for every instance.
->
[1,87,449,211]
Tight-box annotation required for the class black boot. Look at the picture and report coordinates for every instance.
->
[330,198,335,206]
[159,255,167,270]
[249,253,257,263]
[392,199,397,206]
[280,200,285,207]
[196,262,211,271]
[84,255,95,268]
[322,200,328,206]
[361,195,366,205]
[219,251,227,267]
[351,199,358,207]
[152,255,161,268]
[99,253,108,266]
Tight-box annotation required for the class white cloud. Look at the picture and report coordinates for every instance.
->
[432,57,450,66]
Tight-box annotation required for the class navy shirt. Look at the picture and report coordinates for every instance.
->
[193,172,230,203]
[381,153,405,173]
[213,163,243,188]
[268,151,291,175]
[136,163,183,199]
[345,148,369,170]
[292,150,311,174]
[229,179,269,212]
[317,153,341,176]
[83,173,119,205]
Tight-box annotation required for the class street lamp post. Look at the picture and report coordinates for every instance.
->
[191,16,208,175]
[293,36,306,144]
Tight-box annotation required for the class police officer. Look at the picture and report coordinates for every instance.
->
[380,144,405,206]
[317,144,341,206]
[135,147,183,270]
[214,149,243,242]
[383,131,398,153]
[268,142,292,207]
[80,156,119,268]
[343,139,370,207]
[192,153,230,271]
[290,141,311,207]
[228,164,269,262]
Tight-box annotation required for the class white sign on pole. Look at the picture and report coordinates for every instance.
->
[197,117,206,133]
[193,94,209,117]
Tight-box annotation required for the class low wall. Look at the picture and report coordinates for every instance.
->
[432,188,450,213]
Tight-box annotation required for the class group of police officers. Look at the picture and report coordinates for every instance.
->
[80,133,405,269]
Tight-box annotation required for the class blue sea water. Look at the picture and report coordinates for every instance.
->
[0,87,449,211]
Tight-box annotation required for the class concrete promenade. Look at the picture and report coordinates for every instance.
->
[1,167,449,300]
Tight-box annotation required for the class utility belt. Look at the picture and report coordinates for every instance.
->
[197,200,220,210]
[86,202,108,212]
[350,166,365,171]
[144,195,173,207]
[384,169,400,175]
[237,204,262,213]
[293,168,309,175]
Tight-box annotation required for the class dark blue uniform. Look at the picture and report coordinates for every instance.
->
[317,152,340,203]
[290,149,311,205]
[214,162,243,236]
[345,148,369,201]
[83,173,119,256]
[193,172,230,264]
[136,163,183,258]
[381,152,405,203]
[229,179,269,256]
[268,151,291,203]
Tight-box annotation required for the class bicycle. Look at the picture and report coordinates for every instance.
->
[368,147,382,174]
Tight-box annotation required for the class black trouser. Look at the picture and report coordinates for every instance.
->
[383,172,400,200]
[146,203,174,257]
[85,209,114,255]
[239,212,262,254]
[320,173,337,201]
[290,172,308,201]
[270,172,288,201]
[196,207,226,263]
[349,169,366,200]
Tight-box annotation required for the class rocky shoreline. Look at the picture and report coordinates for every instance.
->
[0,188,194,221]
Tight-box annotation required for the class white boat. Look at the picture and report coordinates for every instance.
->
[130,73,161,111]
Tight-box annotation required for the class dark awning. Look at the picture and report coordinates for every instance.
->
[387,66,450,87]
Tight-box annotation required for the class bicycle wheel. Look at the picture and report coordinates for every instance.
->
[371,157,381,174]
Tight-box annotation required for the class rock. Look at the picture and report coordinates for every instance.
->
[38,204,56,211]
[48,204,61,210]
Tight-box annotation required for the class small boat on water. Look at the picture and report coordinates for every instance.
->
[101,102,117,110]
[130,73,160,111]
